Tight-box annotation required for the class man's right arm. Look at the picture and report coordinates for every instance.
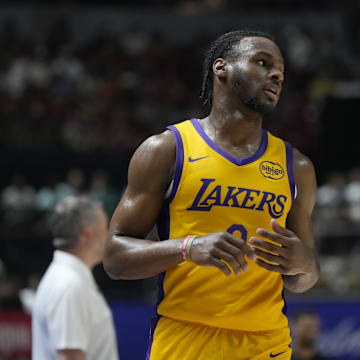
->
[103,130,255,280]
[103,130,185,280]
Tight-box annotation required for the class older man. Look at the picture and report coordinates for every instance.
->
[32,196,119,360]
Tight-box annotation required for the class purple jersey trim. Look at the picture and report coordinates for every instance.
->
[156,125,184,242]
[145,314,161,360]
[151,125,186,357]
[151,213,167,358]
[155,208,168,305]
[190,118,268,166]
[153,125,184,353]
[166,125,184,203]
[284,141,296,204]
[281,286,288,317]
[280,276,289,331]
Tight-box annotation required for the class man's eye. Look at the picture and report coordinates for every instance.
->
[258,60,266,66]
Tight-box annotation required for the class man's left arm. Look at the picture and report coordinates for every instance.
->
[250,148,320,293]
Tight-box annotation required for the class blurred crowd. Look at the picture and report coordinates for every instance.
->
[1,4,360,313]
[0,168,124,311]
[0,11,359,155]
[314,168,360,293]
[0,18,206,153]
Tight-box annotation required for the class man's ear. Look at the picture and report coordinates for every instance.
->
[79,226,92,246]
[213,58,228,80]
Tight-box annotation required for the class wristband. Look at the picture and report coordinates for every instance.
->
[185,235,197,262]
[182,235,193,261]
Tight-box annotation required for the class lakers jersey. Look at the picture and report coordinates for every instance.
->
[156,118,295,332]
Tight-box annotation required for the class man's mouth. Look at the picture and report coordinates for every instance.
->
[263,88,278,101]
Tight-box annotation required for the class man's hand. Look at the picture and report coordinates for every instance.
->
[249,219,315,275]
[190,232,256,276]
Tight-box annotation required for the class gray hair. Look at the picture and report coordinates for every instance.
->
[51,196,101,250]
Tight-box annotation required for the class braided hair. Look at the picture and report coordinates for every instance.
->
[200,30,274,108]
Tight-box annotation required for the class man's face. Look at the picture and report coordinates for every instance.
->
[227,37,285,115]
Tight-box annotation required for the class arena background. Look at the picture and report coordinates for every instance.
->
[0,1,360,359]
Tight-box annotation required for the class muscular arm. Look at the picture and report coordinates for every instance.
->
[103,130,185,280]
[57,350,85,360]
[283,149,320,293]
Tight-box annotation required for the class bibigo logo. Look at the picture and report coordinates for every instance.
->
[259,161,284,180]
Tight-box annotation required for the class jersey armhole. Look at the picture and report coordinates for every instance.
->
[284,141,296,205]
[165,125,184,204]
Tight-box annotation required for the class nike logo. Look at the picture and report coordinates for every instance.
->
[270,351,285,358]
[188,156,209,162]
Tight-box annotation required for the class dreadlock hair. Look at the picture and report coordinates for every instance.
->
[200,30,275,108]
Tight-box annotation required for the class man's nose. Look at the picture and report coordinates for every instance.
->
[270,69,284,85]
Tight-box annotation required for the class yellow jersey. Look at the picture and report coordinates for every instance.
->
[156,118,295,332]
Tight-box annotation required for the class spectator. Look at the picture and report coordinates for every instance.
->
[32,196,119,360]
[291,310,336,360]
[344,166,360,223]
[316,171,346,221]
[55,168,85,202]
[1,173,35,226]
[35,173,59,212]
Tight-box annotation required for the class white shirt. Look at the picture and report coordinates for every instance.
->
[32,250,119,360]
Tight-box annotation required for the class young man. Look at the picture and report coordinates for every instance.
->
[32,196,119,360]
[104,30,320,360]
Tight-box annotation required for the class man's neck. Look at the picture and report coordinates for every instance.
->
[206,99,263,148]
[66,247,97,270]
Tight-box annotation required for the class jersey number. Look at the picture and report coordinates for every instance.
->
[227,224,248,242]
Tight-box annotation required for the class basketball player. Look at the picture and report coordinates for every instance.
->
[103,30,320,360]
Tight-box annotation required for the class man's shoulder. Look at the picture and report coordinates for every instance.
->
[34,263,92,317]
[131,118,195,163]
[37,262,86,298]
